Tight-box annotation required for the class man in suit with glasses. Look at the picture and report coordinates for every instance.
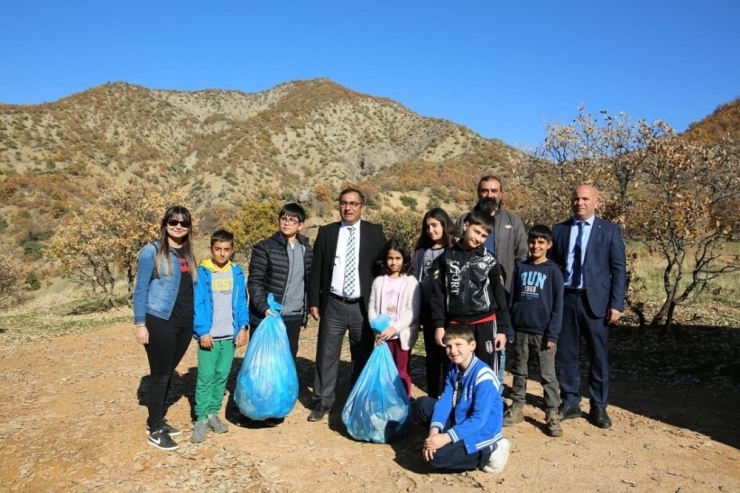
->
[307,187,387,423]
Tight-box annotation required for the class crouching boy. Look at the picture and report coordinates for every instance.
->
[415,325,511,474]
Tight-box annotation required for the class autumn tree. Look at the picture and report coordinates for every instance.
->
[640,135,740,330]
[224,200,283,264]
[514,107,661,226]
[47,181,188,305]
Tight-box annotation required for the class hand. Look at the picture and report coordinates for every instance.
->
[546,341,556,349]
[135,325,149,345]
[494,333,507,351]
[378,327,397,342]
[607,309,622,325]
[423,431,451,461]
[435,328,446,347]
[265,309,275,317]
[422,428,440,461]
[235,328,248,347]
[199,335,213,349]
[309,307,319,321]
[422,445,436,462]
[374,333,384,346]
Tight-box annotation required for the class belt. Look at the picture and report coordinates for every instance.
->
[565,287,586,295]
[329,292,362,304]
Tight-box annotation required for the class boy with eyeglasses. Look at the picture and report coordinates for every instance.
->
[248,203,314,364]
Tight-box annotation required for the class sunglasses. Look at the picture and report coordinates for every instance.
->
[167,219,191,228]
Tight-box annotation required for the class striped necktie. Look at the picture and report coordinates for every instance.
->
[344,226,356,297]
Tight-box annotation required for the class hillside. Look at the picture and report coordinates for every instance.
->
[0,79,523,259]
[684,97,740,145]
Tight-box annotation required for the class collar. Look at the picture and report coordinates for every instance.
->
[341,219,362,229]
[572,215,595,226]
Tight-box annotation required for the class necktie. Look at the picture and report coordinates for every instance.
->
[572,221,584,288]
[344,226,356,297]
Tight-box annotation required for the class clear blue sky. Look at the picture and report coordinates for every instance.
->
[2,1,738,148]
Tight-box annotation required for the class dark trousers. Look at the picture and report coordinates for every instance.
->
[420,304,449,398]
[415,397,492,471]
[143,314,192,430]
[471,320,498,376]
[510,331,560,413]
[283,318,302,361]
[558,291,610,408]
[312,297,374,408]
[249,316,302,361]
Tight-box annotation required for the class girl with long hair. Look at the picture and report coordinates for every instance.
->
[368,238,420,397]
[133,205,198,451]
[413,208,458,398]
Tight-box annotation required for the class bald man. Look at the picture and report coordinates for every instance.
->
[549,184,626,429]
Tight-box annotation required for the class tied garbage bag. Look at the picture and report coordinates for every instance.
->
[341,314,410,443]
[234,294,298,420]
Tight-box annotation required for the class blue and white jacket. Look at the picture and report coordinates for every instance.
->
[431,354,504,454]
[133,241,189,324]
[193,260,249,340]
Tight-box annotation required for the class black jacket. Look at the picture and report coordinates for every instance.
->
[308,220,386,314]
[431,241,511,332]
[248,232,313,327]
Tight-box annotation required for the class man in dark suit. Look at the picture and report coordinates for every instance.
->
[550,184,626,429]
[307,187,387,422]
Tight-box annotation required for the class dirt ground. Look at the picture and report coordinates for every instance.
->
[1,321,739,493]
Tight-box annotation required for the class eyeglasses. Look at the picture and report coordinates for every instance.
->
[167,219,191,228]
[279,216,301,225]
[339,201,364,208]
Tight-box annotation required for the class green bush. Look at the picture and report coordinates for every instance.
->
[372,210,423,249]
[22,240,45,259]
[399,195,418,211]
[25,271,41,291]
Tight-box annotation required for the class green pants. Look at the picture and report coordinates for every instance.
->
[194,338,236,420]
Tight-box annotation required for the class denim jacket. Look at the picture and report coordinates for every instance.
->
[132,241,185,323]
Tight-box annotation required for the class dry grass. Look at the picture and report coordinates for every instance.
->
[627,241,740,325]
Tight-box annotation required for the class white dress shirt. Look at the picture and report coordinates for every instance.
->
[330,219,362,298]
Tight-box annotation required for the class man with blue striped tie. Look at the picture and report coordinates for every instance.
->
[549,184,626,429]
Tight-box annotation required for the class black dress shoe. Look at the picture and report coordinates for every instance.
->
[558,404,582,421]
[307,403,331,422]
[589,407,612,429]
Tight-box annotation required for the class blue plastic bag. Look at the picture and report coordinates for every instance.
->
[341,314,411,443]
[234,294,299,420]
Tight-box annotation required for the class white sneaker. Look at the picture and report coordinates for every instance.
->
[482,438,511,474]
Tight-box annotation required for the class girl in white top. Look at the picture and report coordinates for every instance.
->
[368,238,421,398]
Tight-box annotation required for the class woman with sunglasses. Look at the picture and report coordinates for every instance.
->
[133,205,198,451]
